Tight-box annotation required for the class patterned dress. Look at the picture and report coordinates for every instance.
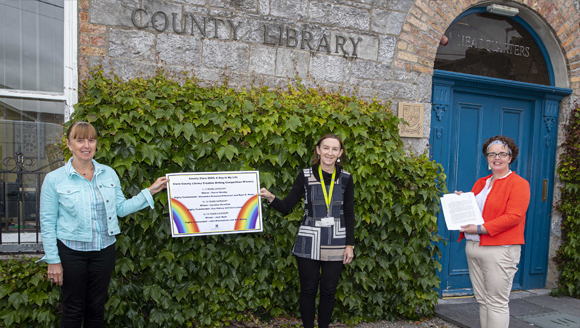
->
[292,167,352,261]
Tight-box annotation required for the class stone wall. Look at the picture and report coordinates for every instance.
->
[79,0,433,153]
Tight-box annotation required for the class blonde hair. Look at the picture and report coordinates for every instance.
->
[67,122,98,141]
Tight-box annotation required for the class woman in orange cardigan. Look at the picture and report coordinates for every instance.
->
[456,135,530,328]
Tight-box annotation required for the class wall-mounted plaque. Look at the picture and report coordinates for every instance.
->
[398,103,423,138]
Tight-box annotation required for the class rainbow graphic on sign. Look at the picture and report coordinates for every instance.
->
[170,198,200,234]
[234,194,260,230]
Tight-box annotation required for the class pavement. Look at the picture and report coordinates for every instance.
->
[435,289,580,328]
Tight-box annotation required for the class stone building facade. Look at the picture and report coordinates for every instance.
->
[76,0,580,291]
[1,0,578,294]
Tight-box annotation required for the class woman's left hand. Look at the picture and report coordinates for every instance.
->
[148,177,169,195]
[343,247,354,264]
[460,224,487,234]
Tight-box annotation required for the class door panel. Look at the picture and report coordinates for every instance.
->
[434,89,534,294]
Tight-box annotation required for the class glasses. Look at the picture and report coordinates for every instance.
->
[486,152,510,159]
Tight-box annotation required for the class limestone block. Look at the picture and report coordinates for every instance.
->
[91,0,139,27]
[360,0,387,7]
[210,0,258,12]
[308,1,370,31]
[191,66,223,83]
[373,80,416,100]
[270,0,309,20]
[173,0,207,5]
[402,137,429,155]
[351,59,390,80]
[422,102,431,137]
[157,33,202,66]
[276,48,310,79]
[390,69,420,83]
[378,35,396,63]
[109,29,156,61]
[350,78,374,89]
[384,11,406,35]
[258,0,270,15]
[249,45,276,75]
[350,34,378,61]
[109,59,159,80]
[417,73,432,102]
[389,0,414,12]
[202,39,250,71]
[371,8,389,34]
[309,54,350,83]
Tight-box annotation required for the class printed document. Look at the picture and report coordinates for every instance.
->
[440,192,484,230]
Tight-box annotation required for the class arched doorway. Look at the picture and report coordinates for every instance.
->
[430,5,572,296]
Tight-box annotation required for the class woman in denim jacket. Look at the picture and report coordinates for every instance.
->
[39,122,168,328]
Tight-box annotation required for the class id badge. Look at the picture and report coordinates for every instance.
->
[317,217,335,227]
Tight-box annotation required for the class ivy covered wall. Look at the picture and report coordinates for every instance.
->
[0,70,446,327]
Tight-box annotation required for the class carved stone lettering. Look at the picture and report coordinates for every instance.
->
[335,36,348,55]
[263,25,277,45]
[317,34,331,53]
[350,37,362,57]
[130,8,366,59]
[172,13,185,34]
[228,20,242,40]
[301,30,314,50]
[189,15,207,38]
[152,11,169,32]
[286,28,298,48]
[131,9,149,29]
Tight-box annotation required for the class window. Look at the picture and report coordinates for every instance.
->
[435,12,550,85]
[0,0,77,243]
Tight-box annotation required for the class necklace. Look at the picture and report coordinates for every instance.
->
[76,165,94,176]
[82,168,94,176]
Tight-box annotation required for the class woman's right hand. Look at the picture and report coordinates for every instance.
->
[47,263,63,286]
[454,190,463,195]
[258,188,275,203]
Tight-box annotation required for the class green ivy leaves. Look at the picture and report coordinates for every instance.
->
[0,70,447,327]
[554,101,580,298]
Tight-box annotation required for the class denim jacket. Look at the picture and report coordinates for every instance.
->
[39,159,154,264]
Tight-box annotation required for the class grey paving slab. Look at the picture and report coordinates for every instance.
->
[435,303,481,328]
[523,296,580,317]
[520,312,580,328]
[510,299,556,317]
[509,317,538,327]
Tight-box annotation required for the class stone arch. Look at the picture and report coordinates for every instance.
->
[396,0,579,94]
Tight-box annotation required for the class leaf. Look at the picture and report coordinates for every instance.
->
[143,285,163,302]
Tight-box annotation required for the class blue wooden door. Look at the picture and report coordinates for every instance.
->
[430,71,566,296]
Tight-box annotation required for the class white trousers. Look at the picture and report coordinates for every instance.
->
[465,241,521,328]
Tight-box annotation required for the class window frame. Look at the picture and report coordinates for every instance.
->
[0,0,77,121]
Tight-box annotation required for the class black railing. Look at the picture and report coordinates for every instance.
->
[1,153,63,248]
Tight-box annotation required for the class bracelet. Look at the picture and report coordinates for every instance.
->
[346,245,354,249]
[477,225,482,234]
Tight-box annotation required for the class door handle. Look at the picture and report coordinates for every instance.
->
[542,179,548,202]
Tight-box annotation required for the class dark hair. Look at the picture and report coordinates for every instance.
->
[312,134,346,168]
[482,135,519,164]
[67,121,98,141]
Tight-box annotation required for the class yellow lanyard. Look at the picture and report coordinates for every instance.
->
[318,165,336,215]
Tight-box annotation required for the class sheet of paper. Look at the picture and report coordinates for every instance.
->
[440,192,484,230]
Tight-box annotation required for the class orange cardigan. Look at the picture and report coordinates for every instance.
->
[458,172,530,246]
